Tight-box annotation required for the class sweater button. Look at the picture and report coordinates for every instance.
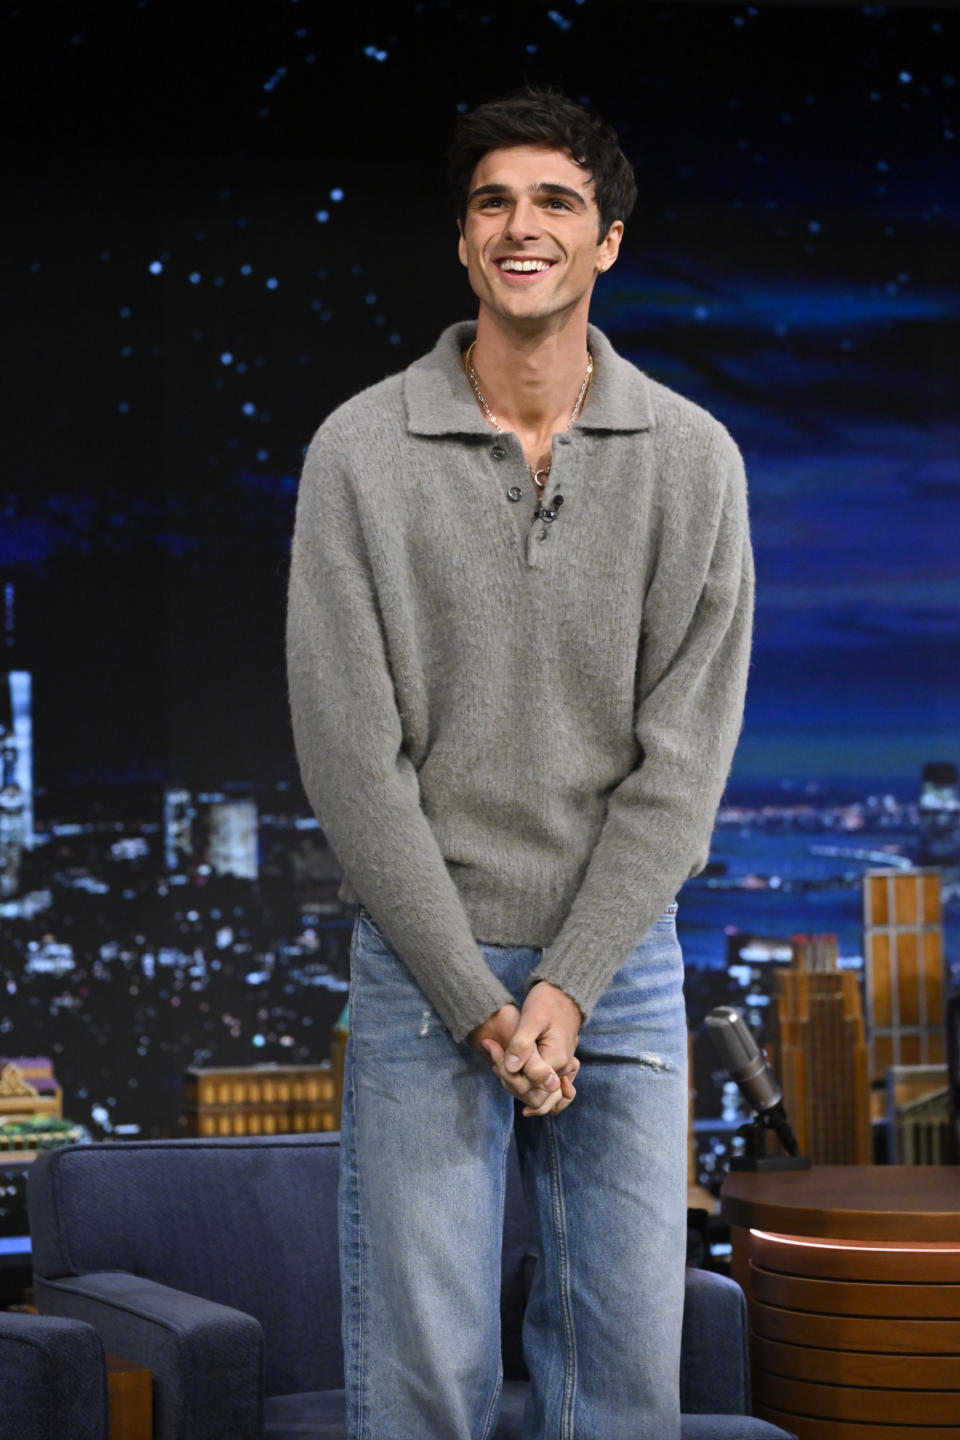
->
[507,486,523,502]
[491,445,506,460]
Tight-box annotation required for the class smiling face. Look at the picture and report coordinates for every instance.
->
[457,144,623,332]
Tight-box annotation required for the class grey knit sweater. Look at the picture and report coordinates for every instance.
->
[286,320,754,1044]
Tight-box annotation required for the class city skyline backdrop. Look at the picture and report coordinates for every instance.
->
[1,1,958,1148]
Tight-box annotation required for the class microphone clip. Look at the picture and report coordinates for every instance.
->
[533,493,564,543]
[533,493,564,521]
[730,1109,812,1173]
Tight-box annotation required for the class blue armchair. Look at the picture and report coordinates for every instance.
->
[0,1309,108,1440]
[28,1135,795,1440]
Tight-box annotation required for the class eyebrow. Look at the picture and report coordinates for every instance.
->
[466,181,591,209]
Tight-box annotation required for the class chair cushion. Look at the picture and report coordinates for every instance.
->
[262,1384,528,1439]
[262,1388,796,1440]
[263,1388,345,1439]
[682,1419,798,1440]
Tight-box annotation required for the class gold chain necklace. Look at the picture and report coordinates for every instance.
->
[463,340,593,494]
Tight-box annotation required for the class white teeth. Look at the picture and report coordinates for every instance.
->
[499,258,552,273]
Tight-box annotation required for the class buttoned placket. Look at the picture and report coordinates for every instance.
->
[490,432,576,570]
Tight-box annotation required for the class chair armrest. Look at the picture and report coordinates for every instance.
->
[680,1268,750,1416]
[0,1311,109,1440]
[34,1272,264,1440]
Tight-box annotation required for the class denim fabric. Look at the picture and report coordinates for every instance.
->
[339,904,689,1440]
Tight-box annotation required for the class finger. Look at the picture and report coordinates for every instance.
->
[556,1057,581,1080]
[522,1095,564,1118]
[538,1036,580,1076]
[503,1015,545,1075]
[512,1033,563,1090]
[512,1061,578,1110]
[520,1082,555,1108]
[486,1041,559,1106]
[501,1075,544,1105]
[523,1075,577,1118]
[521,1082,568,1117]
[552,1085,577,1114]
[485,1040,538,1095]
[489,1042,543,1100]
[521,1052,561,1092]
[488,1055,538,1102]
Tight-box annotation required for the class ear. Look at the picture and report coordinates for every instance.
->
[596,219,624,274]
[457,218,468,269]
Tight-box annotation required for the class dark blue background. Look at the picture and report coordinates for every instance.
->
[7,0,957,794]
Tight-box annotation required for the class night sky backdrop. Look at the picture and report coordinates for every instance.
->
[7,0,958,797]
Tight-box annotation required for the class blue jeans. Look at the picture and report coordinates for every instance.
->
[338,904,688,1440]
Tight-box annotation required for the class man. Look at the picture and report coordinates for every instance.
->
[286,88,753,1440]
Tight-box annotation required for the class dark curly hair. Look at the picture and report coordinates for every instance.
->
[448,87,637,242]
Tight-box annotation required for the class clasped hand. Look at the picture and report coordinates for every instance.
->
[468,982,582,1117]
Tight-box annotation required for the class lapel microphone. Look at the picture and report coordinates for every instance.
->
[533,493,564,524]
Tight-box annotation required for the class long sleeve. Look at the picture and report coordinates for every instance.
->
[285,423,515,1043]
[525,427,755,1022]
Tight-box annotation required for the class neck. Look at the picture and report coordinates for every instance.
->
[472,307,592,436]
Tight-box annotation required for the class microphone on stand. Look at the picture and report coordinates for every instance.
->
[705,1005,810,1172]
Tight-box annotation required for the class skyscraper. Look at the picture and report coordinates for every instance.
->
[774,933,873,1164]
[208,799,258,880]
[164,786,196,871]
[863,867,945,1081]
[0,583,35,897]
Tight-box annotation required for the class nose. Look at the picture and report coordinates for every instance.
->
[503,196,542,242]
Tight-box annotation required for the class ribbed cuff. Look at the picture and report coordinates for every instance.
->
[524,958,595,1027]
[444,973,517,1046]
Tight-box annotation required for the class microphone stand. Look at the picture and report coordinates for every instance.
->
[705,1005,812,1173]
[730,1103,812,1173]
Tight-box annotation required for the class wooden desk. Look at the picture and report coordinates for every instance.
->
[721,1166,960,1440]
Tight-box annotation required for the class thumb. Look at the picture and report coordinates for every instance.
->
[504,1018,539,1073]
[482,1038,505,1066]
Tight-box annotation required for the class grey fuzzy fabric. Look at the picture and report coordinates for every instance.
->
[286,320,754,1043]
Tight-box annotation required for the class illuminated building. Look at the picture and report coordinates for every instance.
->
[0,669,33,899]
[208,799,258,880]
[24,939,76,977]
[0,585,35,898]
[862,867,945,1081]
[918,761,960,865]
[164,786,196,870]
[886,1064,950,1164]
[183,1063,339,1136]
[774,933,872,1164]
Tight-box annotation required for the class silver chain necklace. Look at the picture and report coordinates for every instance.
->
[464,340,593,495]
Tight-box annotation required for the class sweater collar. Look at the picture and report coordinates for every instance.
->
[404,320,654,436]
